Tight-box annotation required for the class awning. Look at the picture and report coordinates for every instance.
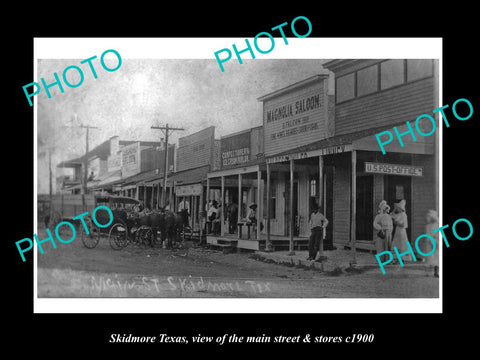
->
[95,169,122,188]
[265,122,434,164]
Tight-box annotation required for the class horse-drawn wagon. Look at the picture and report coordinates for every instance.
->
[46,194,189,250]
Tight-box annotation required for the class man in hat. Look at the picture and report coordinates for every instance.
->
[373,200,393,262]
[247,203,260,235]
[206,200,219,234]
[307,203,329,261]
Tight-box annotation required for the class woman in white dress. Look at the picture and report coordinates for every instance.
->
[424,209,439,277]
[391,200,412,263]
[373,200,393,262]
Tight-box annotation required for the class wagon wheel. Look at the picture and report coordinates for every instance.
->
[47,211,62,229]
[80,215,100,249]
[135,226,154,248]
[109,222,129,250]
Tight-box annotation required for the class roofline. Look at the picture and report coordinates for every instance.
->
[257,74,329,102]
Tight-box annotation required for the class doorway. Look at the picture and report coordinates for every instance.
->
[384,175,412,241]
[356,175,374,241]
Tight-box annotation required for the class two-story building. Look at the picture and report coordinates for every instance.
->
[262,59,439,252]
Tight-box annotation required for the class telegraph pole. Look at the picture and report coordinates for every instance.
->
[150,124,184,207]
[79,124,100,194]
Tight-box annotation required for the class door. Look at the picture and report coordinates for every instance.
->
[324,165,334,247]
[356,175,374,241]
[384,175,412,241]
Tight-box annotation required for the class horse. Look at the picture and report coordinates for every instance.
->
[135,208,189,248]
[162,209,189,248]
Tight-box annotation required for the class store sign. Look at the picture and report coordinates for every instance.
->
[266,145,349,164]
[365,162,423,177]
[262,78,328,157]
[221,130,251,169]
[121,142,140,177]
[177,127,215,172]
[175,183,203,196]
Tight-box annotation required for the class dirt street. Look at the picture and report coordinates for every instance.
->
[36,227,439,298]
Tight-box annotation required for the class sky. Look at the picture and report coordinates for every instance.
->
[37,58,332,193]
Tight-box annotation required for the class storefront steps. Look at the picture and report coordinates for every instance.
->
[206,235,309,252]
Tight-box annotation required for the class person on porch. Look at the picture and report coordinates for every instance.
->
[307,203,329,261]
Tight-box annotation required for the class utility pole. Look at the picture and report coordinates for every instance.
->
[150,124,184,207]
[79,125,100,194]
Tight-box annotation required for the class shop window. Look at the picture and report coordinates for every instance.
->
[407,59,433,82]
[380,59,405,90]
[310,179,316,197]
[336,73,355,103]
[357,64,378,96]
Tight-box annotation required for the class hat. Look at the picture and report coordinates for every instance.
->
[394,199,406,211]
[249,202,257,209]
[427,209,438,222]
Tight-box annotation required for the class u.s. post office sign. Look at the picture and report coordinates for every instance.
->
[365,162,423,177]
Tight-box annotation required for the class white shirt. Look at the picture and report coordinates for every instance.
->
[309,211,328,229]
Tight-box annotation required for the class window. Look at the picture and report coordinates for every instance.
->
[357,64,378,96]
[407,59,433,82]
[310,179,316,197]
[380,59,405,89]
[336,73,355,103]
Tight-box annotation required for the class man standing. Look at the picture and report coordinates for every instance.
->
[307,204,329,261]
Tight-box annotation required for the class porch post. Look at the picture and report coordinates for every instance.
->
[238,173,242,238]
[266,162,272,251]
[151,185,155,210]
[351,150,357,264]
[318,155,324,259]
[289,158,295,255]
[257,169,261,241]
[206,177,210,209]
[199,183,204,241]
[143,185,147,207]
[221,175,225,236]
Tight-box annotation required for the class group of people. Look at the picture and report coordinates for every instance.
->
[373,199,439,277]
[306,199,439,277]
[206,200,260,236]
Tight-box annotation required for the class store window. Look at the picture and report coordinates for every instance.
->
[336,73,355,103]
[407,59,433,82]
[357,64,378,96]
[380,59,405,90]
[310,179,316,197]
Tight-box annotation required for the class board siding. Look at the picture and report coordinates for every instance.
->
[335,77,436,136]
[333,155,351,245]
[411,154,437,245]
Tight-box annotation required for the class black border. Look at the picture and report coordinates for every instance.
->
[6,7,478,355]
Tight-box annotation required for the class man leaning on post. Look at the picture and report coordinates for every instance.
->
[307,203,329,261]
